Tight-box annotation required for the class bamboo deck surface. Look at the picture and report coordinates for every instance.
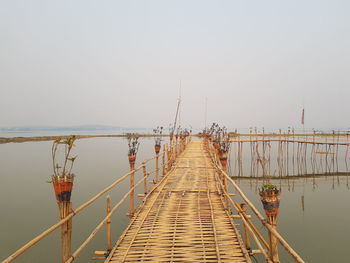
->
[105,140,250,263]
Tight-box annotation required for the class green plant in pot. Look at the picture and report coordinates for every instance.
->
[259,184,281,219]
[51,136,77,204]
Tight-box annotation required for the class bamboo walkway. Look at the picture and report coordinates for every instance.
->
[105,140,251,263]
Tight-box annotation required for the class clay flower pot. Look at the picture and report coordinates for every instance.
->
[213,142,219,150]
[219,151,228,167]
[260,189,280,217]
[52,175,74,202]
[128,154,136,166]
[155,145,161,154]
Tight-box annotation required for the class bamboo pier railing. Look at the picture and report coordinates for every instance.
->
[206,139,305,263]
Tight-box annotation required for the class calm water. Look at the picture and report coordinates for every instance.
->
[1,136,349,262]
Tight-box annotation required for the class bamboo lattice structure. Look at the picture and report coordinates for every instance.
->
[105,141,251,263]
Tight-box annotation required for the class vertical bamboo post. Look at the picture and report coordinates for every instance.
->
[142,161,147,194]
[52,176,74,263]
[268,214,280,263]
[173,138,177,160]
[61,202,72,263]
[219,150,229,210]
[106,196,111,252]
[155,154,159,182]
[175,134,178,158]
[240,203,251,251]
[155,144,161,183]
[167,144,172,172]
[165,144,171,172]
[128,154,136,216]
[162,148,166,176]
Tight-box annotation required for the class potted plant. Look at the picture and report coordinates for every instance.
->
[127,134,140,167]
[218,127,230,167]
[153,126,163,154]
[259,184,281,217]
[51,136,77,203]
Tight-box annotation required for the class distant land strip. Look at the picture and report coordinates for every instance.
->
[0,134,169,144]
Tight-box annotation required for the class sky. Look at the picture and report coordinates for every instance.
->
[1,0,349,131]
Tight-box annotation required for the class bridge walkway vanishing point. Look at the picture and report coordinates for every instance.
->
[105,140,251,263]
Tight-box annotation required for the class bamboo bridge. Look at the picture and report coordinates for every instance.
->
[2,135,306,263]
[105,140,250,262]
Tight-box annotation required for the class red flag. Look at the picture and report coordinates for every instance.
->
[301,108,305,125]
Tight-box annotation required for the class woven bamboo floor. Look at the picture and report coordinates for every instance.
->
[105,140,251,263]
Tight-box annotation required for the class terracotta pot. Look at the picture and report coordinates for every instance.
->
[128,154,136,166]
[219,151,228,167]
[52,175,74,202]
[260,191,280,217]
[213,142,219,150]
[155,145,161,154]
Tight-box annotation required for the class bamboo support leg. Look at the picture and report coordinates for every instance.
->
[129,165,135,216]
[60,202,72,263]
[106,196,111,251]
[240,204,251,251]
[162,150,165,176]
[142,163,147,194]
[155,154,159,183]
[268,216,280,263]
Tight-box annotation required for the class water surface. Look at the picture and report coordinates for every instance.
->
[1,136,349,262]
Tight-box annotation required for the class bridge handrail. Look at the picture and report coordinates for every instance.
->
[207,143,305,263]
[1,148,170,263]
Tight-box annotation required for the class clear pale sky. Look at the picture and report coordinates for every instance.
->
[1,0,349,131]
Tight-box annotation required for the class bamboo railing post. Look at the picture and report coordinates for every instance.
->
[106,196,111,252]
[142,161,147,194]
[52,176,74,263]
[128,154,136,216]
[156,155,159,182]
[167,144,172,172]
[173,140,176,160]
[240,203,251,251]
[62,202,72,263]
[162,148,166,176]
[155,144,161,183]
[218,150,229,211]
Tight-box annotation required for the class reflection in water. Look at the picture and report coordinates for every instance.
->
[235,174,350,262]
[229,136,350,193]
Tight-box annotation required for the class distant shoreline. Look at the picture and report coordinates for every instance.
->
[0,134,168,144]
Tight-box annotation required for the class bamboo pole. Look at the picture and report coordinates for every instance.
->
[59,202,72,263]
[162,149,165,176]
[129,157,135,216]
[155,153,159,183]
[240,203,251,251]
[106,196,111,252]
[142,162,147,194]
